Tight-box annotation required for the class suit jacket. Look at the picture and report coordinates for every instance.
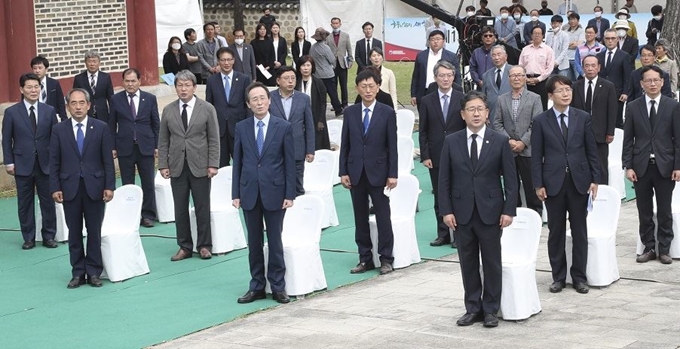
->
[618,36,639,67]
[291,40,311,67]
[597,49,632,97]
[571,77,617,143]
[269,90,315,160]
[411,48,462,104]
[339,102,398,186]
[623,95,680,178]
[162,51,190,75]
[158,98,220,178]
[205,71,252,138]
[531,107,601,196]
[326,31,354,69]
[49,118,115,201]
[418,89,466,167]
[296,77,330,149]
[626,68,674,101]
[523,21,547,45]
[108,90,160,157]
[587,18,610,40]
[2,102,57,176]
[44,77,67,121]
[273,37,288,67]
[481,64,513,118]
[355,38,383,72]
[231,115,296,211]
[73,71,114,123]
[438,128,518,225]
[492,89,543,157]
[232,44,257,81]
[196,38,225,77]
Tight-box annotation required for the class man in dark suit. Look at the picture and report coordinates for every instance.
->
[232,82,296,305]
[481,45,512,120]
[587,5,610,42]
[50,88,115,288]
[598,28,632,128]
[614,20,639,68]
[108,68,160,227]
[2,73,58,249]
[623,66,680,265]
[522,9,547,46]
[232,28,257,81]
[439,90,517,328]
[410,30,461,107]
[340,68,398,275]
[531,75,601,295]
[627,45,674,101]
[419,61,465,248]
[159,70,221,262]
[571,55,617,185]
[355,22,383,73]
[206,47,252,167]
[72,51,114,123]
[30,56,67,121]
[269,66,315,196]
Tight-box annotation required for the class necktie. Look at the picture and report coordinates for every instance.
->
[41,82,47,102]
[129,94,137,119]
[366,39,371,65]
[363,108,370,135]
[470,134,478,168]
[442,95,449,121]
[181,103,188,130]
[649,100,657,129]
[29,106,37,132]
[606,51,613,68]
[256,120,265,155]
[495,69,502,89]
[224,75,231,103]
[560,113,568,142]
[90,74,96,95]
[585,81,593,114]
[76,123,84,155]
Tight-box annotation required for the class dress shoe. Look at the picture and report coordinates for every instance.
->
[456,312,484,326]
[140,218,155,228]
[42,239,58,248]
[549,281,566,293]
[199,247,212,260]
[334,108,344,117]
[170,248,192,262]
[272,291,290,304]
[659,254,673,264]
[237,290,266,304]
[483,313,499,328]
[22,241,36,250]
[350,262,375,274]
[379,261,394,275]
[67,277,86,289]
[573,282,589,294]
[88,275,103,287]
[451,240,458,249]
[636,250,657,263]
[430,237,450,247]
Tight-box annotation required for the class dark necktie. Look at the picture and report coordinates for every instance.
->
[495,69,502,89]
[366,39,371,65]
[41,83,47,102]
[649,100,657,129]
[90,74,96,95]
[76,123,84,155]
[256,120,265,155]
[585,81,593,114]
[606,51,613,68]
[29,106,37,132]
[181,103,188,130]
[560,113,568,142]
[470,134,478,168]
[363,108,370,135]
[442,95,449,121]
[129,94,137,119]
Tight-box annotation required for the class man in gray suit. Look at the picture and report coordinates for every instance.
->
[326,17,354,108]
[481,45,512,121]
[196,23,225,82]
[232,28,257,81]
[493,65,544,216]
[158,70,221,262]
[269,66,315,196]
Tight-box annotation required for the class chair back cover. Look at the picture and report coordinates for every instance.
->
[304,149,335,188]
[102,185,143,234]
[397,136,414,175]
[389,173,419,217]
[327,119,343,149]
[608,128,624,165]
[282,194,324,243]
[395,109,415,138]
[587,185,620,234]
[501,208,542,263]
[211,166,233,206]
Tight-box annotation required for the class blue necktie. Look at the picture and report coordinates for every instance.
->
[76,123,84,155]
[363,108,370,135]
[224,75,231,103]
[256,120,264,155]
[442,95,449,122]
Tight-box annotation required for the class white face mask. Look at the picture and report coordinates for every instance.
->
[594,12,602,18]
[653,15,662,21]
[531,16,539,22]
[552,26,560,32]
[618,15,627,20]
[617,29,627,37]
[467,11,475,17]
[234,38,244,45]
[171,43,181,50]
[501,13,509,20]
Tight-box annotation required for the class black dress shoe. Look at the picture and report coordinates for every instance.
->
[237,290,266,304]
[22,241,36,250]
[483,313,499,328]
[451,240,458,249]
[379,262,394,275]
[42,239,58,248]
[350,262,376,274]
[636,250,657,263]
[549,281,566,293]
[456,312,484,326]
[272,291,290,304]
[430,237,450,246]
[88,275,103,287]
[573,282,589,294]
[140,218,155,228]
[67,277,86,289]
[659,254,673,264]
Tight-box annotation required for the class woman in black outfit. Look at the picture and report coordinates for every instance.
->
[353,66,395,109]
[162,36,190,75]
[270,22,288,85]
[296,55,330,150]
[250,23,275,85]
[291,27,311,68]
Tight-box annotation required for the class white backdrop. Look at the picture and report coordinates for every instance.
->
[155,0,204,67]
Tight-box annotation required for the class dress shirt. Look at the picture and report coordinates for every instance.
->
[23,99,39,126]
[296,41,305,58]
[519,43,555,82]
[254,113,271,140]
[273,39,279,62]
[217,35,229,48]
[235,44,244,60]
[584,76,598,101]
[645,94,661,117]
[221,71,233,97]
[71,116,89,139]
[280,90,294,120]
[426,49,443,87]
[438,89,452,112]
[178,96,197,125]
[466,125,486,158]
[552,107,570,130]
[128,91,139,116]
[361,100,377,125]
[511,89,523,120]
[88,71,99,87]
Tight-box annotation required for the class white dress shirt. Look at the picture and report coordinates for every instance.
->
[466,125,486,158]
[72,116,89,139]
[178,96,197,125]
[254,113,271,140]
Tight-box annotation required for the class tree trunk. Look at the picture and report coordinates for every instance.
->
[663,0,680,60]
[233,0,244,31]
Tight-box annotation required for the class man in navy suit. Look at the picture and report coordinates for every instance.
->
[531,75,601,295]
[598,28,632,128]
[410,30,461,107]
[2,73,58,249]
[269,66,315,196]
[232,82,296,305]
[108,68,160,227]
[30,56,67,121]
[439,90,517,328]
[72,51,114,123]
[206,47,252,167]
[340,68,398,275]
[50,88,115,289]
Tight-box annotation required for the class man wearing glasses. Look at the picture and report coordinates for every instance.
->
[410,30,461,107]
[597,28,632,128]
[469,26,497,89]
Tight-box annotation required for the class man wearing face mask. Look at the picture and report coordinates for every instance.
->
[538,1,553,16]
[611,8,638,40]
[546,15,570,78]
[645,5,664,46]
[557,0,577,15]
[614,20,639,68]
[232,28,257,81]
[494,7,518,49]
[587,6,610,43]
[522,9,546,46]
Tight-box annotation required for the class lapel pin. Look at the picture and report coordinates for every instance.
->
[485,140,489,144]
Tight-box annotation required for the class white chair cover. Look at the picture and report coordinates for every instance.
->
[608,128,626,199]
[397,136,415,175]
[36,202,85,242]
[304,150,339,228]
[154,170,175,222]
[326,119,343,185]
[264,195,327,296]
[190,166,247,254]
[499,207,542,320]
[566,185,620,286]
[369,174,421,269]
[100,185,150,282]
[637,181,680,258]
[395,109,415,139]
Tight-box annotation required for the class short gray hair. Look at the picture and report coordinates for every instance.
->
[84,50,101,61]
[491,44,506,54]
[433,60,456,77]
[174,70,197,86]
[66,88,91,103]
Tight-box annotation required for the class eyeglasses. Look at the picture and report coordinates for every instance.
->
[219,58,235,62]
[509,74,525,79]
[464,106,487,113]
[436,73,454,79]
[642,78,662,84]
[604,37,618,40]
[429,37,444,42]
[482,34,495,38]
[278,76,296,81]
[552,88,573,94]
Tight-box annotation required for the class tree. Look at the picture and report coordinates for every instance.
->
[233,0,244,31]
[663,0,680,61]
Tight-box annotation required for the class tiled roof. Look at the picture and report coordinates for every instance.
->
[203,0,300,9]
